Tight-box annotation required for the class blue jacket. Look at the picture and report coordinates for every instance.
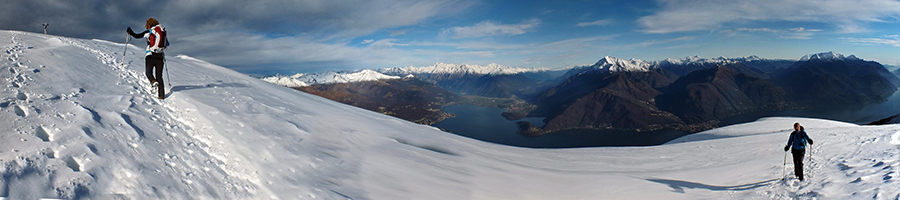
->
[785,130,813,150]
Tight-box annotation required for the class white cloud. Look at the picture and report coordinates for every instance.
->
[720,27,821,39]
[725,28,779,33]
[390,30,406,36]
[178,32,428,73]
[362,39,375,44]
[576,19,612,27]
[440,19,541,39]
[841,35,900,47]
[447,51,497,57]
[638,0,900,34]
[368,39,409,48]
[538,35,615,52]
[789,27,822,32]
[409,41,526,50]
[163,0,476,39]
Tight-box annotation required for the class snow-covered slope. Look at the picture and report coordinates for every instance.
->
[2,30,899,199]
[261,69,400,87]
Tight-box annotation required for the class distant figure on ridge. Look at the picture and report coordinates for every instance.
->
[784,122,813,181]
[127,18,168,99]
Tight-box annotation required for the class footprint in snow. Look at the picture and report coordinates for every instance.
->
[35,126,51,142]
[16,91,27,100]
[14,104,27,117]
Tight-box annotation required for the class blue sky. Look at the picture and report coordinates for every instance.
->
[2,0,900,75]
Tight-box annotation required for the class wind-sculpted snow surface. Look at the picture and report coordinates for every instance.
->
[0,30,898,199]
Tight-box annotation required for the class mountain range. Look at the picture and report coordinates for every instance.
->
[263,52,900,135]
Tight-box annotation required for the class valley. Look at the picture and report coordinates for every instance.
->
[264,52,900,147]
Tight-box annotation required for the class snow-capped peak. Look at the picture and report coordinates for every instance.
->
[659,56,738,66]
[799,51,860,62]
[591,56,653,72]
[261,69,400,87]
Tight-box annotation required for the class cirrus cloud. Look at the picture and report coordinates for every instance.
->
[576,19,612,27]
[841,35,900,47]
[0,0,476,74]
[440,19,541,39]
[639,0,900,34]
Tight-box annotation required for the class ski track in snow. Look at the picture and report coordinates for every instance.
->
[1,30,899,199]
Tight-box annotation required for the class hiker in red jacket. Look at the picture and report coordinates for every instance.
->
[127,17,168,99]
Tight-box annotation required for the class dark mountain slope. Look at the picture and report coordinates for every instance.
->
[657,65,792,124]
[531,68,678,117]
[775,57,899,109]
[295,77,462,125]
[520,69,683,135]
[387,73,554,98]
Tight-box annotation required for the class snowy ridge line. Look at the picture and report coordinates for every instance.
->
[379,62,556,75]
[260,53,800,87]
[582,55,779,73]
[261,69,401,87]
[261,62,559,87]
[799,51,861,62]
[578,52,862,74]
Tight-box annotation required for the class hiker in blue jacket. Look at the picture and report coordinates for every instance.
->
[784,122,813,181]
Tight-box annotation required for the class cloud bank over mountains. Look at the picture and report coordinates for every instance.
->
[2,0,898,74]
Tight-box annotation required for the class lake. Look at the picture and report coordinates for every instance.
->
[432,104,690,148]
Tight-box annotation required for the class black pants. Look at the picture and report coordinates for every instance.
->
[791,148,806,180]
[145,53,165,99]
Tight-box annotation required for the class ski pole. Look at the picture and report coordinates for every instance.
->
[782,151,787,180]
[164,56,171,87]
[122,33,130,66]
[807,144,813,181]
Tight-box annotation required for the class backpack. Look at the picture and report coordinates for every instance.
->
[148,25,167,53]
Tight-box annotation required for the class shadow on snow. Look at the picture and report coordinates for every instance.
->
[645,178,778,193]
[170,81,249,94]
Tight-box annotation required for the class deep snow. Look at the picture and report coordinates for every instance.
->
[1,30,898,199]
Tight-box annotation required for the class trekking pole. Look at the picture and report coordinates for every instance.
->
[121,33,130,66]
[782,151,787,180]
[808,144,813,181]
[164,56,171,87]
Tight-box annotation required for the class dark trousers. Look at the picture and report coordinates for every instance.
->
[791,148,806,180]
[145,53,165,99]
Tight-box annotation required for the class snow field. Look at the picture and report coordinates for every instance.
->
[0,30,898,199]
